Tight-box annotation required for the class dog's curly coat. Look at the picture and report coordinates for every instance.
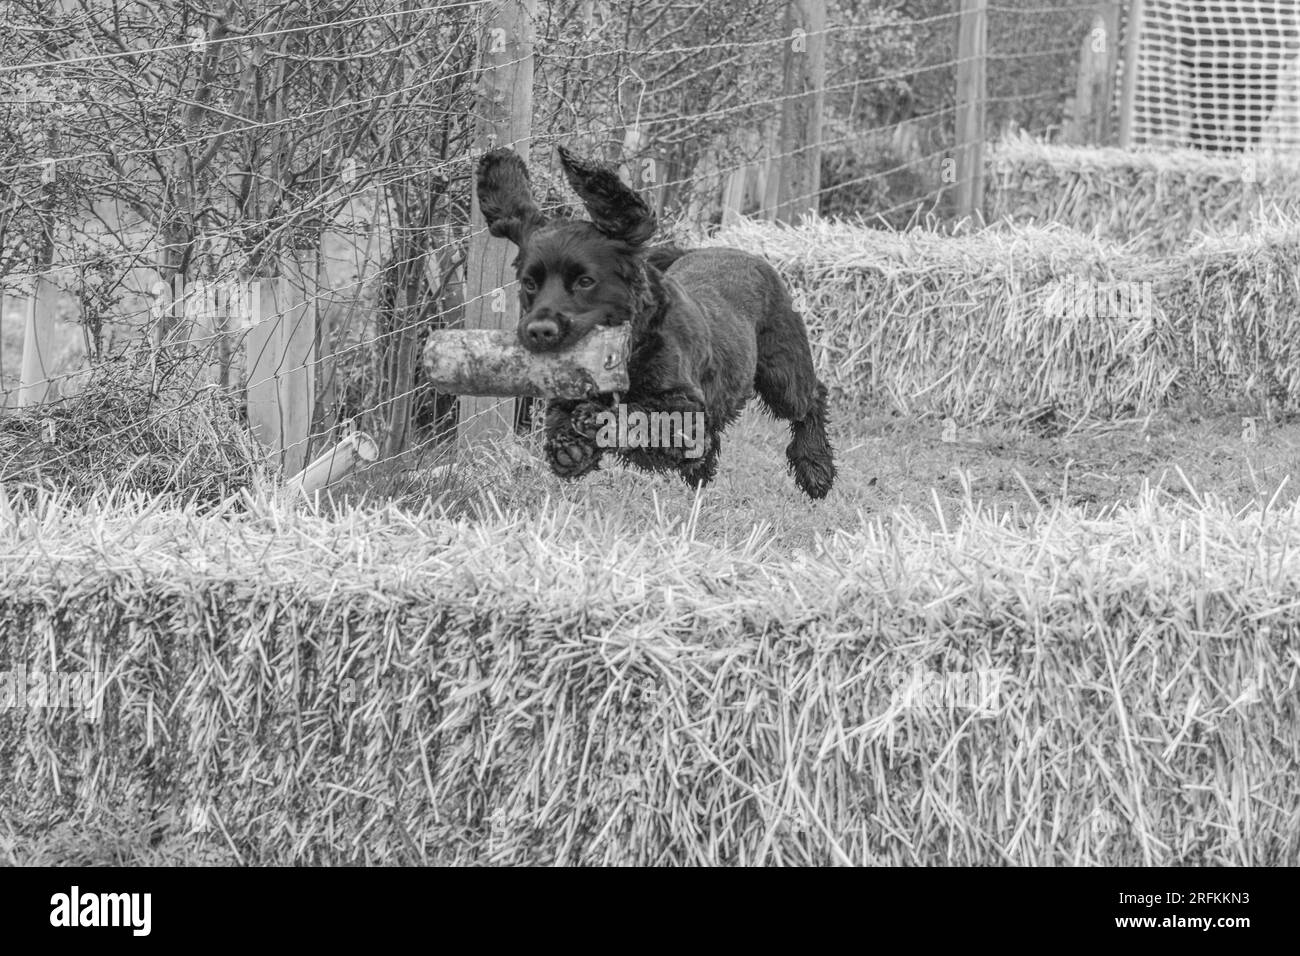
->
[476,145,836,499]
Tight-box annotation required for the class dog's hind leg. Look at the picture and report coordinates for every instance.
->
[679,431,720,490]
[784,381,835,499]
[753,311,837,500]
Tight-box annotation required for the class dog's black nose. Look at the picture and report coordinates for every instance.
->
[520,315,563,351]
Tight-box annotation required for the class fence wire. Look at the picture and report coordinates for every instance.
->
[0,0,1152,495]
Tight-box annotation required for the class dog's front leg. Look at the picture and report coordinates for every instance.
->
[543,398,607,479]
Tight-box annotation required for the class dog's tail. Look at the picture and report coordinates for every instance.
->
[787,382,836,500]
[644,243,688,273]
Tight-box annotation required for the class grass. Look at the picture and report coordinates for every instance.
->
[345,398,1300,554]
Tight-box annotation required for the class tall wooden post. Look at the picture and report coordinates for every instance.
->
[18,124,58,408]
[774,0,826,223]
[245,253,316,476]
[1095,1,1122,144]
[1066,12,1115,144]
[460,0,535,444]
[382,251,424,459]
[761,120,780,220]
[17,278,57,407]
[0,291,14,408]
[1119,0,1146,148]
[721,166,747,225]
[955,0,988,221]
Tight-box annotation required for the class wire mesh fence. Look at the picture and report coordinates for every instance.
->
[1122,0,1300,151]
[1,0,1277,497]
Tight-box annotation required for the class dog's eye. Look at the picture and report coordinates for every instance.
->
[575,276,596,290]
[520,277,537,293]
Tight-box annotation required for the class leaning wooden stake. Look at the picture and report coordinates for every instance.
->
[285,430,379,498]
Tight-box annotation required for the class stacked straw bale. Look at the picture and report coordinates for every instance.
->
[3,491,1298,864]
[709,219,1300,423]
[0,355,264,503]
[985,135,1300,254]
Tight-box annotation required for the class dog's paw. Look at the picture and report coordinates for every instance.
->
[545,428,602,479]
[680,426,713,460]
[679,457,717,489]
[678,433,718,487]
[569,400,607,441]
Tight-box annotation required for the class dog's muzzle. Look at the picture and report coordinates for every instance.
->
[518,308,569,352]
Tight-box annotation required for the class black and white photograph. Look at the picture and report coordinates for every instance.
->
[0,0,1293,915]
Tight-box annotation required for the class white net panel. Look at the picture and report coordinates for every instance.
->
[1127,0,1300,151]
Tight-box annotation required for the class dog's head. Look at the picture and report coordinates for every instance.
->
[476,145,657,353]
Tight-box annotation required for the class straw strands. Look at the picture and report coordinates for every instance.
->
[0,355,265,505]
[2,488,1298,864]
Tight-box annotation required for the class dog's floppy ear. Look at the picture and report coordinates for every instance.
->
[556,145,656,245]
[476,148,546,245]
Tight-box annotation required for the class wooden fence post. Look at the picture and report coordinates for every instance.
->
[178,274,225,384]
[460,0,535,445]
[955,0,988,222]
[312,250,337,441]
[382,252,424,459]
[721,166,747,225]
[619,126,665,219]
[1095,1,1121,144]
[760,121,779,221]
[1119,0,1146,148]
[17,277,57,407]
[1066,12,1115,144]
[19,126,60,409]
[244,278,280,471]
[245,252,316,476]
[0,290,25,408]
[774,0,827,223]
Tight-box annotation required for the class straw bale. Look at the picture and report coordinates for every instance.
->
[3,490,1297,864]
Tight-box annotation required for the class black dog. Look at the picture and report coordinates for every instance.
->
[476,145,836,499]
